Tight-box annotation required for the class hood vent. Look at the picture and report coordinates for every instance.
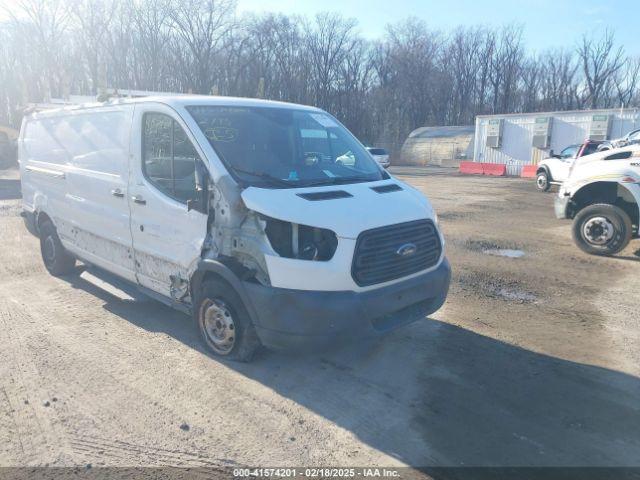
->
[371,184,403,193]
[297,190,353,201]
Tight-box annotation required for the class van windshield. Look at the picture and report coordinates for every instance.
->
[186,105,386,188]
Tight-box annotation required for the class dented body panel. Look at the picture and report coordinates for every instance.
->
[240,179,435,240]
[20,95,450,351]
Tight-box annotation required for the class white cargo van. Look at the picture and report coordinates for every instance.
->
[20,96,450,361]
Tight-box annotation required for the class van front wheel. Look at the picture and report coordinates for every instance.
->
[572,204,632,256]
[195,279,260,362]
[39,220,76,275]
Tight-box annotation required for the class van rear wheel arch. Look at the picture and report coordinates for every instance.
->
[35,211,53,236]
[38,219,76,275]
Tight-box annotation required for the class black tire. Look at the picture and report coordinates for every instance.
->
[536,170,551,192]
[39,220,76,275]
[194,278,260,362]
[572,204,632,256]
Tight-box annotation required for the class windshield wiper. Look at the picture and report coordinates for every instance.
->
[230,166,294,187]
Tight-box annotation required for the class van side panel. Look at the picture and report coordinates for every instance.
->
[21,106,137,281]
[21,117,68,218]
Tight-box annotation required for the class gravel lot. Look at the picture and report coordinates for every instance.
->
[1,164,639,469]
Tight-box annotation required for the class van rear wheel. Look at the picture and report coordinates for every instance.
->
[195,278,260,362]
[572,204,632,256]
[39,220,76,275]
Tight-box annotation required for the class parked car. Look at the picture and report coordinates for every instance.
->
[597,128,640,151]
[554,144,640,255]
[535,140,602,191]
[366,147,390,168]
[20,96,450,361]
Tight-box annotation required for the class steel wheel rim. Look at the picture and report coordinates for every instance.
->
[43,236,56,266]
[582,216,614,246]
[536,174,547,189]
[200,298,235,354]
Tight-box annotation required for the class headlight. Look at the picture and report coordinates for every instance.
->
[262,215,338,261]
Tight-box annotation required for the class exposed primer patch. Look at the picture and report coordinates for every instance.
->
[483,248,525,258]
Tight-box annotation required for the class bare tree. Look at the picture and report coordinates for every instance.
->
[539,49,579,111]
[578,31,626,108]
[614,57,640,108]
[488,24,524,114]
[169,0,236,94]
[306,12,358,110]
[3,0,72,100]
[520,56,541,113]
[0,1,639,151]
[69,0,117,95]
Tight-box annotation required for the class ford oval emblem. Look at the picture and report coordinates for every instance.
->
[396,243,418,257]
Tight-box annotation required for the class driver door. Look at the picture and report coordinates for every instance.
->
[129,104,209,299]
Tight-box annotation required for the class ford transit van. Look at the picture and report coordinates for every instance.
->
[20,96,450,361]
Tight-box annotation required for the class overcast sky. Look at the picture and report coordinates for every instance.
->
[237,0,639,55]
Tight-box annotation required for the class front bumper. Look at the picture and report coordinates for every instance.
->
[554,195,570,219]
[243,258,451,351]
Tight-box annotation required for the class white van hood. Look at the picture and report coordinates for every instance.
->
[241,179,434,239]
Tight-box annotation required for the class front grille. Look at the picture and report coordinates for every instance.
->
[352,219,441,287]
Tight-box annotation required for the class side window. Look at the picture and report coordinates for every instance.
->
[143,113,198,203]
[604,151,632,161]
[560,146,577,159]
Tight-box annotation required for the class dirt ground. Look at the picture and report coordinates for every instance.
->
[0,164,639,469]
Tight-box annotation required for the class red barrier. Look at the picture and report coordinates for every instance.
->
[459,161,484,175]
[521,165,538,178]
[481,163,506,176]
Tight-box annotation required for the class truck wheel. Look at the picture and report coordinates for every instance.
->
[195,278,260,362]
[39,220,76,275]
[536,171,551,191]
[572,204,632,256]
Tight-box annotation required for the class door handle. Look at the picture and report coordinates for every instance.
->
[132,195,146,205]
[111,188,125,198]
